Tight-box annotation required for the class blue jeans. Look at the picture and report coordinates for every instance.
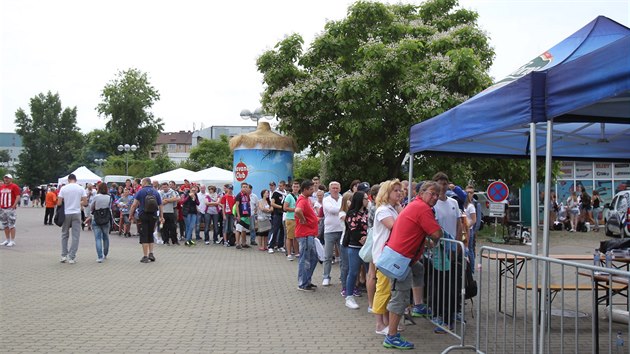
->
[207,213,220,242]
[297,236,318,289]
[249,214,257,243]
[196,212,211,240]
[322,231,342,280]
[468,229,476,274]
[339,244,349,285]
[185,213,198,241]
[345,247,362,296]
[92,221,110,259]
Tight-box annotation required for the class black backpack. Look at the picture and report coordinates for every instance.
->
[93,208,111,226]
[144,192,159,214]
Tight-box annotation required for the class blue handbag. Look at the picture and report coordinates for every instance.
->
[375,245,412,281]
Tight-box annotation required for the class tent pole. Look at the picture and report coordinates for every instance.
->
[539,119,554,353]
[529,122,539,353]
[408,153,414,202]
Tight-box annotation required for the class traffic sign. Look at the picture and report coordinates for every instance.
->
[489,202,505,217]
[487,181,509,203]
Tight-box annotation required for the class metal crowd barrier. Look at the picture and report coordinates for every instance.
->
[475,246,630,354]
[424,237,476,353]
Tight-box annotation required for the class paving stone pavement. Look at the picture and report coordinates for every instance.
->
[1,207,462,353]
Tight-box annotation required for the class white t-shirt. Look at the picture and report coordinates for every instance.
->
[434,197,459,237]
[372,204,398,263]
[59,183,87,215]
[197,192,208,213]
[464,203,476,230]
[249,193,259,215]
[323,194,343,233]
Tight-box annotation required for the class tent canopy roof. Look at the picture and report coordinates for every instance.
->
[409,16,630,161]
[58,166,102,186]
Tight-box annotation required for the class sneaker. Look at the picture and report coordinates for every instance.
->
[268,248,274,254]
[341,288,347,297]
[60,256,68,263]
[287,255,294,261]
[96,258,104,263]
[190,240,196,245]
[345,296,360,309]
[368,306,373,314]
[140,256,150,263]
[205,241,210,245]
[6,241,14,247]
[322,278,331,286]
[383,333,414,350]
[214,240,221,244]
[297,285,315,292]
[1,240,9,246]
[375,326,389,335]
[68,258,76,264]
[434,324,453,334]
[308,283,318,288]
[242,244,250,249]
[411,304,431,318]
[455,312,466,323]
[353,288,362,297]
[148,253,156,262]
[185,241,191,246]
[235,244,242,250]
[278,247,286,253]
[250,241,258,246]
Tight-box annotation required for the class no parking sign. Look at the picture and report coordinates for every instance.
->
[487,181,509,203]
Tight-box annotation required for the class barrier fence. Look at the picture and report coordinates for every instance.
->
[474,246,630,354]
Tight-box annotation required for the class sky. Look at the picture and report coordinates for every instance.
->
[1,0,628,135]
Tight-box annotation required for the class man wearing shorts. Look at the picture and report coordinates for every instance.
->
[382,181,442,350]
[234,183,251,249]
[283,181,300,260]
[129,178,164,263]
[57,174,87,263]
[0,174,21,247]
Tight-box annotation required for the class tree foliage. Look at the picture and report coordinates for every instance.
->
[293,154,323,182]
[96,68,163,157]
[258,0,494,184]
[14,92,83,185]
[185,135,233,171]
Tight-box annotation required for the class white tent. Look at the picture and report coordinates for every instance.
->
[58,166,102,186]
[190,166,233,187]
[149,168,195,185]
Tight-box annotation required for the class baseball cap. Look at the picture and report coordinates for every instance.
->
[4,174,13,179]
[357,182,370,193]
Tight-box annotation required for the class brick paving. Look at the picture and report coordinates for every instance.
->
[1,207,461,353]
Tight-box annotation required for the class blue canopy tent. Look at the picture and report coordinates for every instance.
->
[407,17,630,352]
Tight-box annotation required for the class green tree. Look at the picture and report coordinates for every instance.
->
[0,150,10,165]
[258,0,494,184]
[186,135,233,171]
[14,92,83,185]
[293,154,323,181]
[152,145,176,175]
[96,68,163,157]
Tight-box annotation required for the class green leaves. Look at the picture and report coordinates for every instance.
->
[258,0,494,185]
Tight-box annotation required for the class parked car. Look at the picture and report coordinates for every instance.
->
[474,192,491,223]
[604,188,630,238]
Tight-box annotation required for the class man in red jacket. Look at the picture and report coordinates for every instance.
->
[294,180,319,292]
[0,174,21,247]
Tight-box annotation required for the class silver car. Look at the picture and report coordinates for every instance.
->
[604,189,630,238]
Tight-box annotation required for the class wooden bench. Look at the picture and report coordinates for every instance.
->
[517,282,627,307]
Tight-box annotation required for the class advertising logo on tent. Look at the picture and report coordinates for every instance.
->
[490,51,554,90]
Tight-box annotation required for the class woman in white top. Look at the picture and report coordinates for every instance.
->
[567,191,580,232]
[256,189,273,251]
[371,179,403,335]
[464,187,477,271]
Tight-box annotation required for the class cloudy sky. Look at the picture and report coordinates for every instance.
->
[1,0,628,134]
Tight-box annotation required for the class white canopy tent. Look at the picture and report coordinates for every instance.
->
[58,166,102,186]
[189,167,233,187]
[149,168,195,185]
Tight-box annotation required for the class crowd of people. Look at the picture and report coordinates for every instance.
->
[549,185,602,232]
[1,171,484,350]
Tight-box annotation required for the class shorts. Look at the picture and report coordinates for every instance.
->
[0,208,17,229]
[372,269,391,315]
[386,261,424,315]
[236,223,247,232]
[285,219,296,240]
[138,213,157,244]
[122,214,131,225]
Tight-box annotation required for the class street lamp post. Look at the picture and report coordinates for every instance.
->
[240,107,270,126]
[117,144,137,175]
[94,158,107,176]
